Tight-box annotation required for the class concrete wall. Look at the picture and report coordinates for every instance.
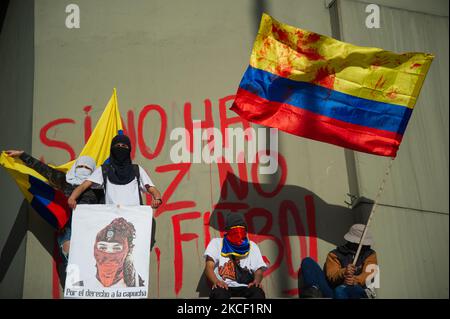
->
[0,0,448,298]
[25,0,353,298]
[0,0,34,299]
[338,0,449,298]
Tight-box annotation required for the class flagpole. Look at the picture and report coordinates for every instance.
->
[352,157,395,264]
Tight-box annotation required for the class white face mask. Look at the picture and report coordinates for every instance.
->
[66,156,97,186]
[75,167,92,181]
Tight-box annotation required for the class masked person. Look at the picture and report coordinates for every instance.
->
[4,150,102,264]
[71,217,144,288]
[94,217,144,287]
[299,224,378,299]
[204,213,267,299]
[68,134,162,209]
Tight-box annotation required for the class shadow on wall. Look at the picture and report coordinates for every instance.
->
[0,201,67,292]
[1,175,372,298]
[195,172,359,297]
[0,0,10,34]
[0,200,28,285]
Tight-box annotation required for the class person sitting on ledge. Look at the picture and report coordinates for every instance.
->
[299,224,378,299]
[203,213,267,299]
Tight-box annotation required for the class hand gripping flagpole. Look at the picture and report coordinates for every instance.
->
[352,157,395,265]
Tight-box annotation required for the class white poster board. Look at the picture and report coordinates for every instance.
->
[64,204,152,299]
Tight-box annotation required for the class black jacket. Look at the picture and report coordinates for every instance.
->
[19,152,104,205]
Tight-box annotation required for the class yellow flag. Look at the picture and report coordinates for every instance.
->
[0,89,123,229]
[57,88,123,171]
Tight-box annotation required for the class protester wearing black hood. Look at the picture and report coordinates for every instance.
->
[68,134,162,209]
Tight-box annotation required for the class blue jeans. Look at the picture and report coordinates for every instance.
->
[334,284,367,299]
[300,257,334,298]
[301,257,368,299]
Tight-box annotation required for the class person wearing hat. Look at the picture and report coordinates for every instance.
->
[203,213,267,299]
[299,224,378,299]
[68,134,162,209]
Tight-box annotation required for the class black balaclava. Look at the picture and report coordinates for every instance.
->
[108,134,135,185]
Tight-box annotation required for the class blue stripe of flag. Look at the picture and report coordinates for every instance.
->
[28,175,59,228]
[239,66,412,135]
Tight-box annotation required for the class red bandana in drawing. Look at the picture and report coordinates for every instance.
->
[93,218,134,287]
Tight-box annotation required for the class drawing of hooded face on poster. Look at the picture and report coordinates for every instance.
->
[93,217,145,287]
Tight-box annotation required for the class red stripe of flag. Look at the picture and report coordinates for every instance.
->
[231,88,402,157]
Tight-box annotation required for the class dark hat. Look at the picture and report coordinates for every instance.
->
[111,134,131,149]
[225,213,247,230]
[95,217,136,247]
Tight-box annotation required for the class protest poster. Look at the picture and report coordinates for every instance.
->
[64,204,152,299]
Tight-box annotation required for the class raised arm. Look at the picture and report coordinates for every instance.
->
[5,150,67,190]
[68,180,93,209]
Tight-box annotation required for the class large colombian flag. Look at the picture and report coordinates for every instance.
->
[231,14,434,157]
[0,89,123,229]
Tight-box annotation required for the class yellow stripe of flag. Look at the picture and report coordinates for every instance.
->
[250,13,434,108]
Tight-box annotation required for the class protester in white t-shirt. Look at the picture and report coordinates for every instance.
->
[68,134,162,209]
[204,213,267,299]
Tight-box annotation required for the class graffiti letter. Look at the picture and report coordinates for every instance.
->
[138,104,167,160]
[122,110,137,160]
[184,99,214,152]
[217,158,248,200]
[40,119,76,162]
[251,151,287,198]
[279,200,308,278]
[83,106,92,143]
[246,207,284,277]
[305,195,318,261]
[219,95,251,147]
[154,163,196,217]
[203,212,211,249]
[172,212,201,296]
